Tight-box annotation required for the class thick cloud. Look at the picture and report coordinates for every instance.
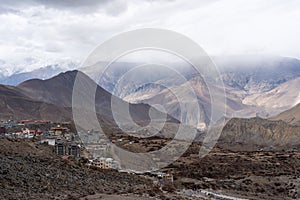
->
[0,0,299,73]
[0,6,20,14]
[0,0,108,9]
[0,0,125,15]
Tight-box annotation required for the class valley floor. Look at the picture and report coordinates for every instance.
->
[114,134,300,199]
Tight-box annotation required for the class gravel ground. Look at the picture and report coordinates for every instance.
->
[0,138,156,200]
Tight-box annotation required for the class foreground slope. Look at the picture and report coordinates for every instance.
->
[0,138,154,199]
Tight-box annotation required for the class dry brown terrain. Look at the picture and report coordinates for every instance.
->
[1,131,300,200]
[0,138,158,200]
[113,134,300,200]
[171,145,300,199]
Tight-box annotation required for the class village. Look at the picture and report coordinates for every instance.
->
[0,119,174,188]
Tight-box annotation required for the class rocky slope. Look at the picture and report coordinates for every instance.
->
[215,55,300,94]
[219,117,300,151]
[16,70,178,125]
[0,84,72,122]
[124,76,262,127]
[0,138,155,199]
[243,77,300,116]
[108,56,300,126]
[108,135,300,199]
[270,103,300,126]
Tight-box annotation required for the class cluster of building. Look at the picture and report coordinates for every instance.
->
[0,119,51,138]
[118,169,174,187]
[53,139,80,158]
[19,119,52,125]
[87,157,119,169]
[80,130,120,170]
[40,125,81,158]
[0,119,81,158]
[154,172,174,184]
[1,119,175,185]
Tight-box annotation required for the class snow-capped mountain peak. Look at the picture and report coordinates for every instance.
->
[0,58,79,86]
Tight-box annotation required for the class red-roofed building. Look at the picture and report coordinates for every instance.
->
[19,119,52,125]
[19,119,34,124]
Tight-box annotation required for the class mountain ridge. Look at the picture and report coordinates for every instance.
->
[0,84,72,122]
[270,103,300,126]
[1,70,179,126]
[89,56,300,127]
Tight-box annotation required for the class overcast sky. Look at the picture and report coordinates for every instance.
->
[0,0,300,72]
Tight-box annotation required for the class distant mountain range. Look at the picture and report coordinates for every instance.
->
[0,61,77,86]
[99,56,300,127]
[3,55,297,129]
[0,71,178,130]
[0,63,299,149]
[215,55,300,94]
[243,77,300,115]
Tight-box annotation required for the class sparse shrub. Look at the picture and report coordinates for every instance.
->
[162,183,176,193]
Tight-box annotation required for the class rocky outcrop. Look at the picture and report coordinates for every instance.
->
[220,117,300,150]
